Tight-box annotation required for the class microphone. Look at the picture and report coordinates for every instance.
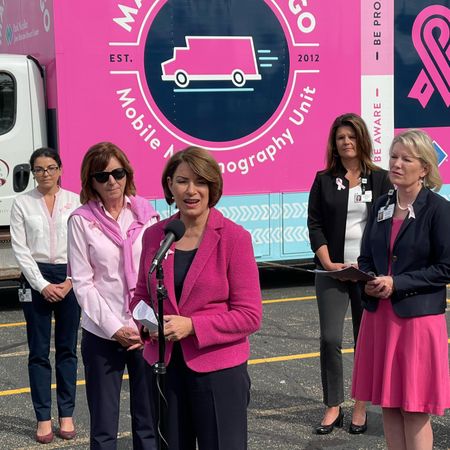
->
[149,219,185,274]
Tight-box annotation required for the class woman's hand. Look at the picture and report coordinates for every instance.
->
[365,276,394,298]
[323,262,348,271]
[112,326,143,350]
[56,279,73,297]
[41,284,65,302]
[316,246,348,272]
[324,262,355,281]
[42,280,73,302]
[163,315,194,342]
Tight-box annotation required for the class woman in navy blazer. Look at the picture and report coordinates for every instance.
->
[352,129,450,450]
[130,147,262,450]
[308,113,391,434]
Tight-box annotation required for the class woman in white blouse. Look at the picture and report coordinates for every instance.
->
[10,148,81,444]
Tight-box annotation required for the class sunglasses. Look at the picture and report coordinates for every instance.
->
[91,168,127,183]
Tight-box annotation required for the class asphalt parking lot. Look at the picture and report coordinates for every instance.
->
[0,268,449,449]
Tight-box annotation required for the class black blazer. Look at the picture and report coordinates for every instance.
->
[358,188,450,317]
[307,166,391,265]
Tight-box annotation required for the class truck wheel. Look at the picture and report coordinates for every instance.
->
[232,70,245,87]
[175,70,189,88]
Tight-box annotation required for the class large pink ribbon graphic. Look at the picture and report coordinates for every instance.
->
[408,5,450,108]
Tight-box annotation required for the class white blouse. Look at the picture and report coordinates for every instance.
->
[10,187,80,292]
[344,185,367,264]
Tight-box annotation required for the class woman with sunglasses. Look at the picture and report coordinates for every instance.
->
[10,147,81,444]
[68,142,159,450]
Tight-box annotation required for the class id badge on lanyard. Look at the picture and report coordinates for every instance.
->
[377,189,395,222]
[354,177,372,203]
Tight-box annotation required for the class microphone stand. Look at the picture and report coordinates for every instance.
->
[154,264,169,450]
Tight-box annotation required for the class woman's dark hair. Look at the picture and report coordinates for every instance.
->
[80,142,136,204]
[161,146,223,207]
[324,113,378,174]
[29,147,62,169]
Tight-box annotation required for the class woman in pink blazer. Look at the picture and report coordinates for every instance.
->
[130,146,262,450]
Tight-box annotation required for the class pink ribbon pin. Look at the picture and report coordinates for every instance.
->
[336,178,346,190]
[408,5,450,108]
[407,204,416,220]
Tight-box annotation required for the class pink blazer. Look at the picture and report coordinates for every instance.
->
[130,207,263,372]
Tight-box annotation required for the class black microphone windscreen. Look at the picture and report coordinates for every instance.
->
[164,219,185,241]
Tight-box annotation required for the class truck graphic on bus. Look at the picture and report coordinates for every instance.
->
[161,36,262,88]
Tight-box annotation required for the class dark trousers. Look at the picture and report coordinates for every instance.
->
[315,274,363,406]
[150,343,250,450]
[22,263,80,421]
[81,329,156,450]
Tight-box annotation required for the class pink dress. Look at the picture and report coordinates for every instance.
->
[352,219,450,415]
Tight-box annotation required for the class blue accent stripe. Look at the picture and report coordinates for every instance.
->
[260,64,272,67]
[174,88,255,93]
[258,56,278,61]
[257,49,271,53]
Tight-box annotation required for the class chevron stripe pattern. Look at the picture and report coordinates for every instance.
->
[151,186,450,261]
[217,202,308,222]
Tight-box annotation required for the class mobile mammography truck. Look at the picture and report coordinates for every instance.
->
[0,0,449,284]
[161,36,262,88]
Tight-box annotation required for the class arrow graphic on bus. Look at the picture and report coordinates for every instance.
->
[161,36,262,88]
[433,140,448,166]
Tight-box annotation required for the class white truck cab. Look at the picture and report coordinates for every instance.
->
[0,55,46,283]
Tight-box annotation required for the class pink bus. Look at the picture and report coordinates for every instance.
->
[0,0,449,285]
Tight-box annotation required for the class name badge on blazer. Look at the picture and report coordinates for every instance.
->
[18,288,32,302]
[354,191,372,203]
[377,204,394,222]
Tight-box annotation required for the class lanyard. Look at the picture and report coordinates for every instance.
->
[384,189,395,208]
[360,176,367,195]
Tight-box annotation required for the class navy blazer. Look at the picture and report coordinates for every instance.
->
[358,188,450,317]
[308,166,391,265]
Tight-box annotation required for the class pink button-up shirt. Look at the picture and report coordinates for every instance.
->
[68,198,157,340]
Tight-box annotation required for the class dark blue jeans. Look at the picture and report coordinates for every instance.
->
[81,329,156,450]
[22,263,80,421]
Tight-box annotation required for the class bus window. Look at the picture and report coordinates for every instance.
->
[0,72,15,135]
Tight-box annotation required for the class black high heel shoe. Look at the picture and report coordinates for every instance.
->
[349,414,367,434]
[315,407,344,435]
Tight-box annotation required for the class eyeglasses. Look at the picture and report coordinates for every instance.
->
[32,165,60,176]
[91,168,127,183]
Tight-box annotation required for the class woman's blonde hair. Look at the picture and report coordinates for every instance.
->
[390,129,442,191]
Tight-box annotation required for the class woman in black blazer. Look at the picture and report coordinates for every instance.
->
[352,129,450,450]
[307,113,391,434]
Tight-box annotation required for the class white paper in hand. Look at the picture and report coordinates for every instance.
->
[132,300,158,333]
